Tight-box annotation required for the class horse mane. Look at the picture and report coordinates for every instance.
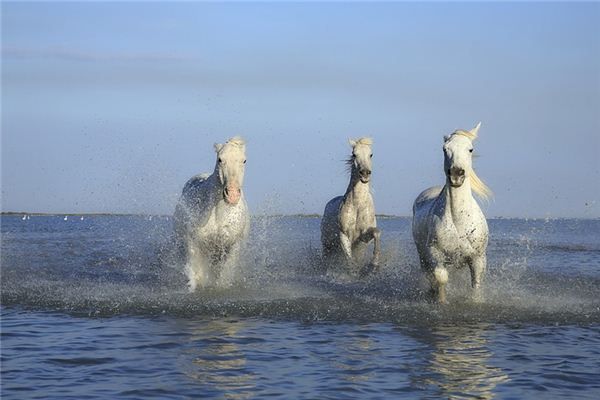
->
[354,137,373,146]
[227,136,245,146]
[449,129,492,200]
[452,129,478,141]
[469,170,492,200]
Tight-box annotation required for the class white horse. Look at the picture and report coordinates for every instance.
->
[174,136,250,291]
[412,122,491,303]
[321,137,381,275]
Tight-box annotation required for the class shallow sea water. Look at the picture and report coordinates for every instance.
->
[2,215,600,398]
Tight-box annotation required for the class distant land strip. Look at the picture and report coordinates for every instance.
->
[1,212,597,220]
[0,211,404,219]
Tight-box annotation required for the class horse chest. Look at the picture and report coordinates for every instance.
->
[434,216,486,261]
[339,202,375,241]
[196,201,247,245]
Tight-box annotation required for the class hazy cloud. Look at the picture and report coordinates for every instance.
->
[2,46,199,63]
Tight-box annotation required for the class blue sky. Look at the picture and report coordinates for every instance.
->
[2,2,599,217]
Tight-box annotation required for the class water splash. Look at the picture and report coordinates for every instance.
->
[1,216,599,324]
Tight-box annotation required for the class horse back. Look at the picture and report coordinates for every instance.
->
[181,173,211,199]
[321,196,343,244]
[413,186,443,214]
[412,186,443,252]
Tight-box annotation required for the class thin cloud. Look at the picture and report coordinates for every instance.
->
[2,46,199,63]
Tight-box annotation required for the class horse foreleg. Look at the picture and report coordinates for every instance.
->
[370,228,381,267]
[358,228,382,277]
[426,249,448,304]
[469,254,486,302]
[217,242,240,288]
[340,232,353,266]
[185,244,213,292]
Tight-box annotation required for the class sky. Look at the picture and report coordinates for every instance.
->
[2,1,599,218]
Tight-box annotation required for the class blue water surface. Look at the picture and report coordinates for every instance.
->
[2,215,600,398]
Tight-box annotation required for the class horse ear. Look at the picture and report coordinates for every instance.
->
[214,143,224,153]
[443,135,450,142]
[348,138,357,147]
[470,122,482,137]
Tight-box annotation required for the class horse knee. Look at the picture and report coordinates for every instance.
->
[372,228,381,240]
[433,266,448,285]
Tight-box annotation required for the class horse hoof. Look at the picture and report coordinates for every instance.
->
[433,291,448,305]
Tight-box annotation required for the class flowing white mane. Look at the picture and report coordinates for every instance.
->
[353,137,373,146]
[227,136,245,146]
[452,129,478,141]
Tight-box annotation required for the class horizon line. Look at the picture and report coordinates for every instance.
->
[1,211,598,221]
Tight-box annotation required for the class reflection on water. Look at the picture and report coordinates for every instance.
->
[408,324,510,399]
[330,330,378,384]
[183,319,256,399]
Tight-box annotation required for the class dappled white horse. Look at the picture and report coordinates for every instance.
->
[412,123,491,303]
[174,137,250,291]
[321,138,381,275]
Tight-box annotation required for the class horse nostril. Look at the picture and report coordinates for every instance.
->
[450,167,465,176]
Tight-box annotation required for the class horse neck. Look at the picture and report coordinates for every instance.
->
[344,170,371,205]
[207,170,223,200]
[441,179,475,226]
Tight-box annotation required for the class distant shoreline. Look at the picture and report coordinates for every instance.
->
[0,211,390,218]
[1,212,598,220]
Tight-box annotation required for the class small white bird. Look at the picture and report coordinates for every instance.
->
[22,215,27,220]
[64,215,68,221]
[81,216,84,221]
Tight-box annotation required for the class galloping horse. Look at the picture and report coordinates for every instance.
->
[321,138,381,275]
[412,123,491,303]
[174,137,249,291]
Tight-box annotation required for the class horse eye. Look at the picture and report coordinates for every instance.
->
[243,160,247,164]
[370,154,373,158]
[469,149,473,153]
[218,158,223,163]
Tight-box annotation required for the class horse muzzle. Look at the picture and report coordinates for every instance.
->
[359,169,371,183]
[447,167,466,187]
[223,186,241,205]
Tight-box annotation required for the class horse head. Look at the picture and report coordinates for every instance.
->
[214,136,246,205]
[348,137,374,184]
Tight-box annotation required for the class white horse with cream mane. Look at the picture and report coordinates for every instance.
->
[412,123,491,303]
[174,136,250,291]
[321,137,381,275]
